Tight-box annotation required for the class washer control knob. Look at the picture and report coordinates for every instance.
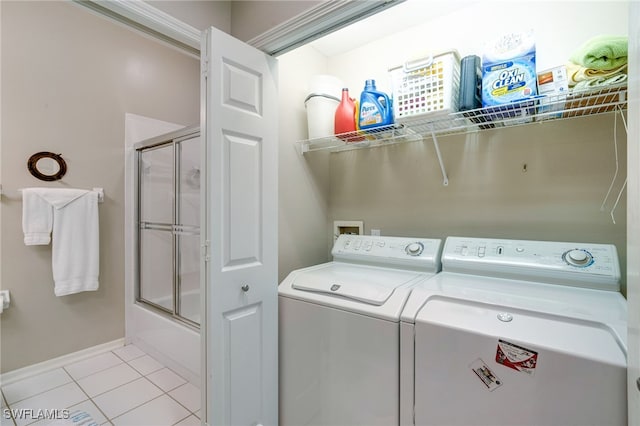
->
[405,242,424,256]
[564,249,593,267]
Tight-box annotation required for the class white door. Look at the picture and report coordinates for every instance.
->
[201,26,278,426]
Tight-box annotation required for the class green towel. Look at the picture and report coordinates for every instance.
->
[570,35,628,70]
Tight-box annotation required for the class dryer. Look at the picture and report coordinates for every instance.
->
[279,234,442,426]
[400,236,627,426]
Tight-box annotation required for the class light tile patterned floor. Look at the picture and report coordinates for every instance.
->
[1,345,200,426]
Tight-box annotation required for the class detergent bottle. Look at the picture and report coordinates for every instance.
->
[358,79,393,131]
[334,88,357,136]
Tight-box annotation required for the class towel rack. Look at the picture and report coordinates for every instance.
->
[0,185,105,203]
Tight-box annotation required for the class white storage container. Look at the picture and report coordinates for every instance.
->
[389,50,461,121]
[304,74,343,139]
[305,94,340,139]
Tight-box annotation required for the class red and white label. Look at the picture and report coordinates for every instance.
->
[495,339,538,375]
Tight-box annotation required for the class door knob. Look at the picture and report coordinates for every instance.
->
[241,284,250,292]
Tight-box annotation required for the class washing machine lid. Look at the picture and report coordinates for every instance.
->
[292,263,422,305]
[416,296,626,365]
[280,261,434,321]
[401,272,627,348]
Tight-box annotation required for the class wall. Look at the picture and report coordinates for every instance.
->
[230,0,322,42]
[277,45,332,282]
[329,117,627,287]
[294,1,629,288]
[147,0,231,32]
[0,1,200,373]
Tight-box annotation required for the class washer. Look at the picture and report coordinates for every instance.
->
[400,236,627,426]
[279,234,442,426]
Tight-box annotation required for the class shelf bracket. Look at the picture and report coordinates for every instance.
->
[430,129,448,186]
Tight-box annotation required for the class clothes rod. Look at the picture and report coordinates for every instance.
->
[0,186,105,203]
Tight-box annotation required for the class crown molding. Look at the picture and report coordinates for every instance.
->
[73,0,201,56]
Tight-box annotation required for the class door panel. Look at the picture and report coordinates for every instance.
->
[139,146,173,224]
[202,26,278,426]
[224,132,262,269]
[139,228,173,310]
[178,135,201,227]
[225,304,263,425]
[222,60,263,115]
[178,231,200,323]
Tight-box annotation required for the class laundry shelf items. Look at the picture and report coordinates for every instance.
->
[298,84,628,154]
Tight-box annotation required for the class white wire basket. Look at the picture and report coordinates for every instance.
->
[389,50,461,121]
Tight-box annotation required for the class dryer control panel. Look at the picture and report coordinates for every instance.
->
[442,237,621,291]
[332,235,442,272]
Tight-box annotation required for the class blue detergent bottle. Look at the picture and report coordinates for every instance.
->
[358,79,394,131]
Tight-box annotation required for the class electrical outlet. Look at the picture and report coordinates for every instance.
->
[371,229,381,236]
[333,220,364,241]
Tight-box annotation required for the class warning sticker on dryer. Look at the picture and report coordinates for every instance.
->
[495,339,538,375]
[470,358,502,392]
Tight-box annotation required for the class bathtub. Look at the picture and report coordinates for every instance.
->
[128,301,200,385]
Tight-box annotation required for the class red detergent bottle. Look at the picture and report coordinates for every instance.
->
[334,88,361,141]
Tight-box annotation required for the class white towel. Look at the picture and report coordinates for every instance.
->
[22,188,100,296]
[22,188,53,245]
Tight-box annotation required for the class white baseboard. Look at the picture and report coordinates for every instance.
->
[0,338,125,386]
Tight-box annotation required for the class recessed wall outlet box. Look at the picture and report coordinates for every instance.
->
[334,220,364,241]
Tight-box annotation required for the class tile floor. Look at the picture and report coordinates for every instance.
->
[1,344,200,426]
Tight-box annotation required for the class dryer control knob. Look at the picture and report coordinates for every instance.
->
[564,249,592,267]
[405,242,424,256]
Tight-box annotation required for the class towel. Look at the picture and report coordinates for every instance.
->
[22,188,53,245]
[573,73,628,91]
[565,61,627,87]
[570,35,628,70]
[22,188,99,296]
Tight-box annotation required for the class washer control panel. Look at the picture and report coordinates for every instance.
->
[332,235,442,272]
[442,237,620,290]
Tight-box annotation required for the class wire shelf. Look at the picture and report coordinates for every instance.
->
[298,84,627,154]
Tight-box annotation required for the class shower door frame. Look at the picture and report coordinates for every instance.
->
[134,126,200,329]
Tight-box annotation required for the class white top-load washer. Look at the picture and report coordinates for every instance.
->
[400,236,627,426]
[279,234,442,426]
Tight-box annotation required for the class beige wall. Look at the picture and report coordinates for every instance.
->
[328,116,628,291]
[0,1,200,373]
[277,45,332,282]
[230,0,323,42]
[147,0,231,32]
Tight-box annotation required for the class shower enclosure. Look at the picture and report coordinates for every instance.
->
[125,123,201,384]
[135,126,201,327]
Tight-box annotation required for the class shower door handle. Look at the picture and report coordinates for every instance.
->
[241,284,250,292]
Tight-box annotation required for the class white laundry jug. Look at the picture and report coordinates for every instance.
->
[304,75,342,139]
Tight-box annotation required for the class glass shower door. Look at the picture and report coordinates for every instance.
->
[138,144,175,312]
[136,128,201,327]
[177,135,200,324]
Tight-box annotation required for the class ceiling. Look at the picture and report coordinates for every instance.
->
[308,0,477,57]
